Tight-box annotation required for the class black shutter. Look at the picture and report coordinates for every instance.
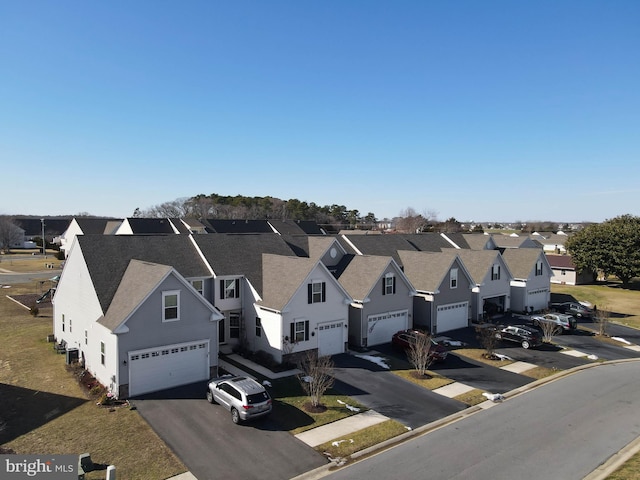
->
[220,280,225,299]
[382,279,386,296]
[321,282,326,302]
[392,276,397,294]
[308,284,313,304]
[304,320,309,341]
[290,323,295,342]
[235,278,240,298]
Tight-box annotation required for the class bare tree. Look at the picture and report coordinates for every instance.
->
[406,331,434,376]
[538,319,561,343]
[593,305,611,337]
[0,217,23,253]
[476,325,500,359]
[297,351,335,409]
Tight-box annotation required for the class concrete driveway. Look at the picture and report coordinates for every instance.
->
[131,382,326,480]
[331,353,467,429]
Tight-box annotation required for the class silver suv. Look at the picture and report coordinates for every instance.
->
[206,376,272,424]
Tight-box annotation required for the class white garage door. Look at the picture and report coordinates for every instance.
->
[436,302,469,333]
[128,340,209,397]
[367,310,409,346]
[527,288,549,311]
[318,321,345,357]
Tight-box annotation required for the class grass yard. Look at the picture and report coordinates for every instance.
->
[0,281,186,479]
[551,282,640,330]
[453,388,488,406]
[392,369,454,390]
[608,452,640,480]
[0,252,63,273]
[451,348,515,367]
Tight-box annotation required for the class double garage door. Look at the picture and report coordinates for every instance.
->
[436,302,469,333]
[128,340,210,397]
[367,310,409,346]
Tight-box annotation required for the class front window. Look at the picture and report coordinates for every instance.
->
[535,261,543,276]
[256,317,262,337]
[229,313,240,339]
[62,314,65,332]
[450,268,458,289]
[100,342,105,366]
[384,275,396,295]
[294,321,307,342]
[308,281,326,304]
[221,279,240,299]
[492,264,501,281]
[84,330,88,345]
[163,291,180,322]
[191,280,204,295]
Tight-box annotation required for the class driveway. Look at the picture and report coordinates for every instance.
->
[331,353,467,429]
[132,382,326,480]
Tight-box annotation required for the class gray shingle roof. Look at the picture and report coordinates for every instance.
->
[124,218,177,234]
[442,232,472,249]
[78,235,210,313]
[402,233,454,252]
[75,217,123,234]
[501,248,545,279]
[397,250,464,293]
[203,219,274,233]
[337,255,393,301]
[461,234,494,250]
[98,260,172,332]
[340,234,417,266]
[192,234,296,294]
[260,254,318,311]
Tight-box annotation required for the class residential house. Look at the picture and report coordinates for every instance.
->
[547,254,593,285]
[256,254,352,363]
[53,235,223,398]
[450,249,513,321]
[337,255,415,348]
[491,234,541,251]
[501,248,553,313]
[397,250,474,334]
[57,217,122,257]
[339,233,418,266]
[531,232,569,254]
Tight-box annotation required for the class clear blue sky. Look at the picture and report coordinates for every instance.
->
[2,1,639,222]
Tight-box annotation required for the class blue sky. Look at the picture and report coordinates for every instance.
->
[2,1,639,222]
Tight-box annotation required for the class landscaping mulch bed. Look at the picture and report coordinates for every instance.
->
[6,294,52,310]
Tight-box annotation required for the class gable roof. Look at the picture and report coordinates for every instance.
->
[77,235,210,313]
[122,218,179,234]
[339,234,418,266]
[337,255,398,301]
[440,233,472,249]
[460,233,495,250]
[402,233,455,252]
[447,249,510,285]
[260,255,320,311]
[75,217,123,235]
[14,217,72,237]
[192,234,296,293]
[545,254,576,270]
[203,219,274,233]
[501,248,548,279]
[98,260,173,332]
[397,250,470,293]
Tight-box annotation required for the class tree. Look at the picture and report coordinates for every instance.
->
[566,215,640,285]
[538,318,561,343]
[593,305,611,337]
[395,207,427,233]
[476,325,499,359]
[406,331,434,377]
[0,217,23,253]
[297,351,335,410]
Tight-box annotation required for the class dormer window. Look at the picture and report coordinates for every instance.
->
[308,281,326,304]
[220,279,240,299]
[535,261,543,276]
[450,268,458,289]
[383,274,396,295]
[491,264,501,281]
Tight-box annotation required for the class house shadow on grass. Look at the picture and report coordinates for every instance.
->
[0,383,87,444]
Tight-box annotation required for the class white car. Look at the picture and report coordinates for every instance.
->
[531,313,577,333]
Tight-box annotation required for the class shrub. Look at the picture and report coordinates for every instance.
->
[29,306,39,317]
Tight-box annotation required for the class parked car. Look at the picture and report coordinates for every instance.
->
[493,325,543,349]
[531,313,577,333]
[391,329,448,362]
[551,302,594,319]
[206,376,272,424]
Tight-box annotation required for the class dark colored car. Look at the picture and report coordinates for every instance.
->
[494,324,543,349]
[391,329,448,362]
[552,302,594,319]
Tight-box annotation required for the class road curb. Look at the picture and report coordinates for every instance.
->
[291,357,640,479]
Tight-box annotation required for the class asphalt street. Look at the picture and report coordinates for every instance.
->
[327,360,640,480]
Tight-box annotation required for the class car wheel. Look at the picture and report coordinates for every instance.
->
[206,390,215,404]
[521,340,530,349]
[231,408,241,424]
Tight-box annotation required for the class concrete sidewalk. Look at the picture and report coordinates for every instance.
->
[295,410,390,447]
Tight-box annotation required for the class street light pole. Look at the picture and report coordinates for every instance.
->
[41,218,46,258]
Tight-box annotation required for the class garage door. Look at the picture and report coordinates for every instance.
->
[527,288,549,311]
[128,340,209,397]
[367,310,409,346]
[318,321,345,357]
[436,302,469,333]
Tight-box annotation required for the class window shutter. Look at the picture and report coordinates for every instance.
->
[392,276,397,294]
[220,280,225,299]
[304,320,309,341]
[235,279,240,298]
[290,323,295,342]
[321,282,326,302]
[308,284,313,304]
[382,279,386,296]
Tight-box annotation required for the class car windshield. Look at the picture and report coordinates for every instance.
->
[247,391,269,404]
